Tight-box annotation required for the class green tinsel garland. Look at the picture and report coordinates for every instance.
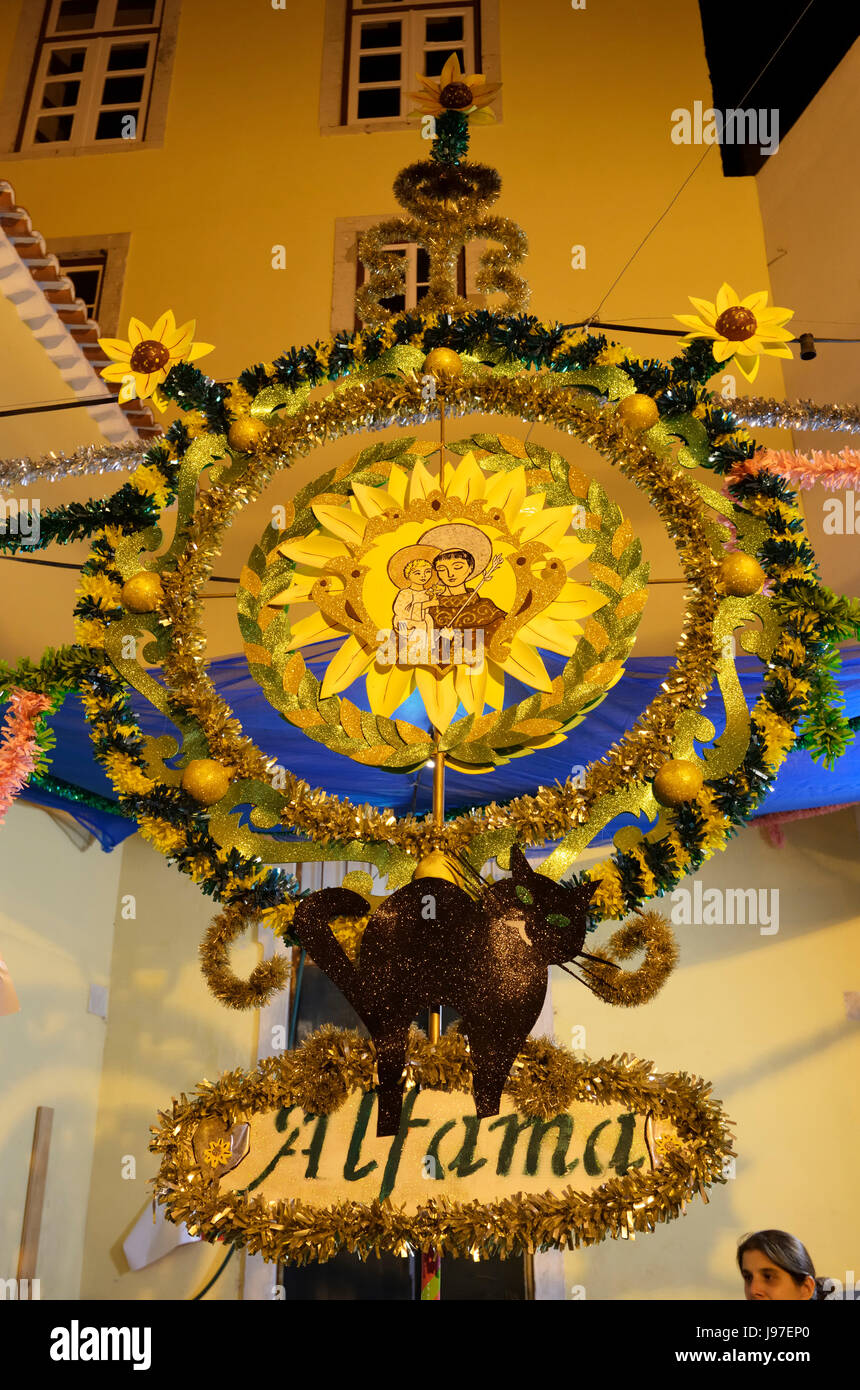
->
[431,109,470,165]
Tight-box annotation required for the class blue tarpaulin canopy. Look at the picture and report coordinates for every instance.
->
[18,646,860,852]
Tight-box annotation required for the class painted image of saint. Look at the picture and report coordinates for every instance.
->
[420,523,506,645]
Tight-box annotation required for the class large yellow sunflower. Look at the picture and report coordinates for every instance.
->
[407,53,501,125]
[267,452,606,733]
[675,282,795,382]
[98,310,214,412]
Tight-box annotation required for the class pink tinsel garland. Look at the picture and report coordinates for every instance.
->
[0,689,52,826]
[732,448,860,491]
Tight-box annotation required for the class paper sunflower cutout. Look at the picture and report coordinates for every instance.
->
[98,310,214,412]
[408,53,501,126]
[202,1137,233,1168]
[675,283,795,382]
[268,452,605,732]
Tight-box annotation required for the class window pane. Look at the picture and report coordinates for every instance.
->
[381,294,406,314]
[63,265,103,316]
[95,107,138,138]
[54,0,98,31]
[357,87,400,118]
[42,79,81,109]
[113,0,157,23]
[416,247,430,282]
[425,48,465,78]
[102,73,145,104]
[47,48,86,75]
[107,42,150,69]
[416,284,429,302]
[359,52,400,84]
[359,21,401,50]
[426,17,464,43]
[35,113,75,141]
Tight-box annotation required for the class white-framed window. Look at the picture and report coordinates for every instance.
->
[19,0,164,151]
[345,2,478,124]
[362,241,449,317]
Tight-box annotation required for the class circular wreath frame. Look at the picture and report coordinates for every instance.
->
[75,318,820,920]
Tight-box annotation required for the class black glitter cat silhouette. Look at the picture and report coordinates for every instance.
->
[292,847,601,1136]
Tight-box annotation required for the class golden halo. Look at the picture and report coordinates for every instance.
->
[419,522,493,576]
[386,543,439,590]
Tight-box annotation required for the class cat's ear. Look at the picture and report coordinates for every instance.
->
[509,845,531,879]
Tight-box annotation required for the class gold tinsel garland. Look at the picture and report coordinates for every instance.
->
[583,910,679,1006]
[199,900,292,1010]
[150,1025,734,1263]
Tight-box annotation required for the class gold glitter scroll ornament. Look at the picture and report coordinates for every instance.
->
[152,1026,735,1263]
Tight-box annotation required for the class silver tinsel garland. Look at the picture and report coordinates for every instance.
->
[728,397,860,433]
[1,395,859,491]
[0,441,150,490]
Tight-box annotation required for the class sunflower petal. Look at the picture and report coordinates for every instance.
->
[674,314,717,336]
[415,666,460,731]
[150,310,175,344]
[687,296,718,323]
[97,338,133,362]
[440,54,461,86]
[467,107,496,124]
[761,344,794,359]
[320,635,373,699]
[185,340,215,361]
[715,283,739,314]
[117,376,139,404]
[711,339,737,362]
[504,637,554,693]
[740,290,769,312]
[734,354,760,382]
[100,362,133,382]
[127,317,150,345]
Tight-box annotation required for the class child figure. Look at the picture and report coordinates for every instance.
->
[387,545,439,659]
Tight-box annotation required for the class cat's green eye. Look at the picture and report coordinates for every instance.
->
[547,913,570,929]
[515,885,534,906]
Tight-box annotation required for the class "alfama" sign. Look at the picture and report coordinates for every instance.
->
[151,1028,734,1262]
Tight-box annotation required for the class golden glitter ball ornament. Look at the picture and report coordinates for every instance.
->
[652,759,704,807]
[121,571,164,612]
[227,416,268,453]
[422,348,463,380]
[719,552,766,596]
[617,394,660,432]
[181,758,232,806]
[413,849,464,885]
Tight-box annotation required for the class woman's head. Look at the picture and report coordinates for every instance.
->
[737,1231,817,1300]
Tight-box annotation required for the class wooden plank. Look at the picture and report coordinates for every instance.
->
[17,1106,53,1282]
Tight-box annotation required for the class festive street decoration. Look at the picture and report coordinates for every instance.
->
[1,62,857,1272]
[151,1027,734,1263]
[675,283,795,382]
